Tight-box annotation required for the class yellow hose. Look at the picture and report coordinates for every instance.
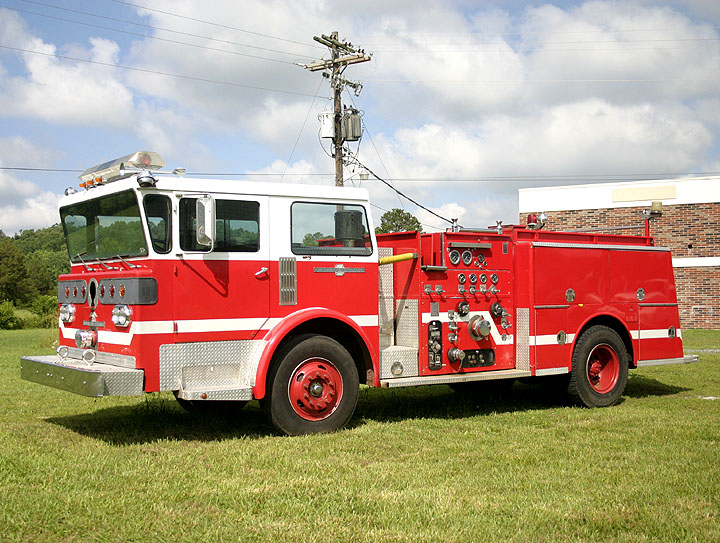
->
[379,252,418,266]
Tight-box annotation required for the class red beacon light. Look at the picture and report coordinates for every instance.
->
[526,212,547,231]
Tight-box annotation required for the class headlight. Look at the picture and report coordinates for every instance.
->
[112,305,132,328]
[59,304,76,324]
[75,329,97,349]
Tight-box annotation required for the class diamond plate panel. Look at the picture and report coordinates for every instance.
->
[159,340,263,391]
[379,297,395,350]
[378,247,396,350]
[178,386,252,401]
[516,307,530,371]
[378,247,394,298]
[20,355,143,397]
[380,346,419,379]
[396,299,419,349]
[182,364,245,388]
[103,367,145,396]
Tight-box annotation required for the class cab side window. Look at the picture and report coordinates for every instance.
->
[143,194,172,254]
[291,202,372,256]
[180,198,260,252]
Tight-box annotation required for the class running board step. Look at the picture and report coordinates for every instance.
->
[177,385,252,401]
[380,369,531,388]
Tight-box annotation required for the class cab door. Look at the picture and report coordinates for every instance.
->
[173,194,270,341]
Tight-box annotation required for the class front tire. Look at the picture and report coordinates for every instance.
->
[568,325,628,407]
[262,335,359,436]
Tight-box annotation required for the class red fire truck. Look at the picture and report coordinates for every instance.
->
[21,152,697,435]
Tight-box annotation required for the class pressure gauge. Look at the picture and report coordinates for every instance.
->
[469,273,478,284]
[462,250,473,266]
[449,250,461,266]
[491,273,499,284]
[480,274,487,284]
[458,273,467,284]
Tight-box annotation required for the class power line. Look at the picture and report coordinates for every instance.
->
[368,201,441,232]
[4,166,718,181]
[344,153,453,226]
[5,6,300,65]
[344,90,405,210]
[366,172,720,181]
[17,0,315,61]
[280,78,325,183]
[367,77,720,84]
[0,45,328,99]
[109,0,323,51]
[0,167,83,172]
[368,43,719,55]
[366,37,720,50]
[361,26,720,40]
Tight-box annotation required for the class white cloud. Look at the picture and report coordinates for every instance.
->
[364,99,711,182]
[0,19,135,126]
[0,136,59,169]
[0,171,61,234]
[0,137,63,234]
[245,158,326,185]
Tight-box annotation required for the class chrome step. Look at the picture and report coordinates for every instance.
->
[177,385,252,401]
[380,368,531,388]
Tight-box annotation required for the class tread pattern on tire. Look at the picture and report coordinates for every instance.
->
[262,335,359,435]
[568,325,628,408]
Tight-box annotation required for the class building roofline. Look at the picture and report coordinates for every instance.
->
[518,176,720,212]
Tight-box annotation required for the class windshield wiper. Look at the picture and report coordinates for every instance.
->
[94,258,118,271]
[115,255,140,269]
[73,251,95,272]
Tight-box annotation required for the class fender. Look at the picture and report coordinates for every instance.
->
[568,305,636,364]
[252,307,378,399]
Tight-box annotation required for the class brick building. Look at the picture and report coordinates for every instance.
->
[519,177,720,329]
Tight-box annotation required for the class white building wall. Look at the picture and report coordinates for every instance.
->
[518,176,720,213]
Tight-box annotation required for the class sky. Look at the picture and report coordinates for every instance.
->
[1,0,719,234]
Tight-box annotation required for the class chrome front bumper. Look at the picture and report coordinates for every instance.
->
[20,355,144,397]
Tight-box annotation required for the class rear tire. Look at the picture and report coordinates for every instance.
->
[262,335,359,436]
[568,325,628,407]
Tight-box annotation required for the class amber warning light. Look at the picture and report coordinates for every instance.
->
[78,151,165,185]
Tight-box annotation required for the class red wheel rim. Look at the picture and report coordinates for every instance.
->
[287,357,344,421]
[586,344,620,394]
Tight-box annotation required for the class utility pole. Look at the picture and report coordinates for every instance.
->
[302,32,371,186]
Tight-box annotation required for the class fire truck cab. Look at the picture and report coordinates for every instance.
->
[20,152,697,435]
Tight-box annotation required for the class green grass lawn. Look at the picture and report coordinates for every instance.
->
[1,329,718,542]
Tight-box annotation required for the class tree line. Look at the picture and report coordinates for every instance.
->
[0,224,69,329]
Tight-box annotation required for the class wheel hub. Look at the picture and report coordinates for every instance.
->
[288,358,343,421]
[586,343,620,394]
[308,380,324,398]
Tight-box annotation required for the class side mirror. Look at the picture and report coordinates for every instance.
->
[196,196,215,249]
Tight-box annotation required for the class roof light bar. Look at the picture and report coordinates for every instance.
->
[78,151,165,184]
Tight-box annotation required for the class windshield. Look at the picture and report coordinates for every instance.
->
[60,189,148,263]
